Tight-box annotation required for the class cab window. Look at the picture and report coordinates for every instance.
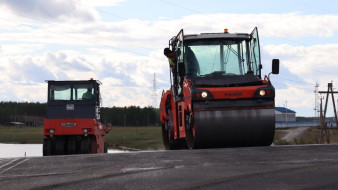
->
[49,84,71,100]
[73,84,94,100]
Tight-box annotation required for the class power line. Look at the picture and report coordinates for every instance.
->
[277,76,308,85]
[65,0,172,34]
[273,82,314,92]
[161,0,230,25]
[0,2,168,58]
[0,14,165,62]
[314,70,338,77]
[2,1,337,82]
[294,0,337,14]
[161,0,204,15]
[160,0,323,48]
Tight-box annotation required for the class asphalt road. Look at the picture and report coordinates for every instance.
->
[2,145,338,190]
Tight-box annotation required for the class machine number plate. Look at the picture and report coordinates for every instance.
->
[61,123,77,127]
[66,104,74,110]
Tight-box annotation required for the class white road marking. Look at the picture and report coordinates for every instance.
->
[0,158,30,174]
[121,167,162,173]
[0,158,20,169]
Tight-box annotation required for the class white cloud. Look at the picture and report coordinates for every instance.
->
[0,48,169,107]
[0,0,99,22]
[1,9,338,114]
[263,44,338,82]
[1,12,338,51]
[276,85,313,107]
[0,44,44,56]
[263,43,338,116]
[81,0,126,7]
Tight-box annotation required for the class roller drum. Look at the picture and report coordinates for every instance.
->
[192,108,275,148]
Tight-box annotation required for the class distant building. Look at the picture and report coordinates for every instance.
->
[4,122,24,126]
[275,107,296,122]
[24,116,44,126]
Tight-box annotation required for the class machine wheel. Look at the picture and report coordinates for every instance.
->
[166,109,188,150]
[104,143,108,153]
[80,137,91,154]
[55,138,65,155]
[75,136,82,154]
[67,137,77,155]
[43,138,52,156]
[90,136,97,154]
[185,113,195,149]
[162,123,170,150]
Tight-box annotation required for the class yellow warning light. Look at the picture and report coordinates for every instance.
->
[224,29,228,33]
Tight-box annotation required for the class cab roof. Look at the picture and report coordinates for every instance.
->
[45,80,102,85]
[184,32,250,41]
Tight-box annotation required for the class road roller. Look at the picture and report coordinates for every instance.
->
[43,79,110,156]
[160,28,279,149]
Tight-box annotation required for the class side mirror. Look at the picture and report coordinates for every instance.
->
[272,59,279,74]
[178,62,185,76]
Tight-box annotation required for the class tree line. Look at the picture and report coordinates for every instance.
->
[0,101,46,124]
[0,101,160,126]
[100,106,160,126]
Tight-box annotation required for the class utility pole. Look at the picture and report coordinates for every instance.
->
[123,114,126,140]
[152,73,158,108]
[318,97,330,144]
[317,82,338,144]
[314,82,319,120]
[284,101,288,123]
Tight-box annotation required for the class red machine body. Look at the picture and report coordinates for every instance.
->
[160,28,279,149]
[43,80,110,155]
[44,118,110,153]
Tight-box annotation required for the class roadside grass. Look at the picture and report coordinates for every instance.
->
[274,127,338,145]
[296,127,338,144]
[273,130,290,145]
[2,126,338,149]
[0,126,164,150]
[106,126,163,150]
[0,126,44,144]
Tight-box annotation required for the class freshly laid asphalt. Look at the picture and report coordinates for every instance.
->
[2,145,338,189]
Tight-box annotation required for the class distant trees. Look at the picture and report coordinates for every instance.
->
[0,101,46,124]
[100,106,160,126]
[0,101,160,126]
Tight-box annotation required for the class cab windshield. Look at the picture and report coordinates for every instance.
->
[49,83,94,101]
[184,39,258,77]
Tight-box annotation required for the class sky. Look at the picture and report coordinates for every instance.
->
[0,0,338,117]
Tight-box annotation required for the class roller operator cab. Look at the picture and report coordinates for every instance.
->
[160,28,280,149]
[43,79,110,156]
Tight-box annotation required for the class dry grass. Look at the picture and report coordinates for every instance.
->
[0,126,44,144]
[2,126,338,149]
[106,126,163,150]
[274,127,338,145]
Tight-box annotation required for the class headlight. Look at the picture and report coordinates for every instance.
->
[50,129,54,134]
[83,129,88,133]
[259,90,266,96]
[201,91,208,98]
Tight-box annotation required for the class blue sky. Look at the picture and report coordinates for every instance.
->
[0,0,338,117]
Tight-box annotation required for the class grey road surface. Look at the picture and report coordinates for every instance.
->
[1,145,338,190]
